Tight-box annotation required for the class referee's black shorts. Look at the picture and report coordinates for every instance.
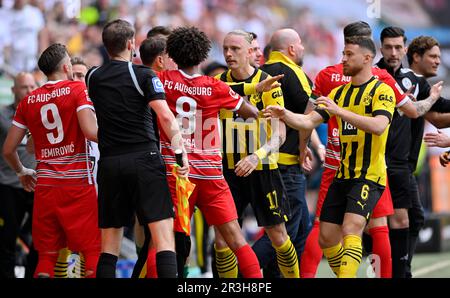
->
[387,166,412,209]
[97,144,174,228]
[223,168,290,227]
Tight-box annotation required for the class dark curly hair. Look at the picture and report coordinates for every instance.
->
[166,27,211,69]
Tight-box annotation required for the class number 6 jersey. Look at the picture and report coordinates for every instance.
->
[13,80,95,186]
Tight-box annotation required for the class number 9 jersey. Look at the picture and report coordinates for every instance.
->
[157,69,244,180]
[13,80,95,186]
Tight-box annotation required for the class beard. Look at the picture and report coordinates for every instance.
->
[343,64,363,76]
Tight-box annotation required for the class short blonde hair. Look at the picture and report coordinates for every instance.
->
[227,30,253,44]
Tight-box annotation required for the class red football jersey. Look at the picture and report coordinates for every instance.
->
[312,63,409,170]
[158,70,244,179]
[13,80,95,186]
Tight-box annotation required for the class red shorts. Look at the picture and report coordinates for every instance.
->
[33,184,100,253]
[315,167,336,218]
[167,175,238,233]
[371,179,394,218]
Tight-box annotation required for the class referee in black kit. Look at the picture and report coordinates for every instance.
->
[86,19,188,278]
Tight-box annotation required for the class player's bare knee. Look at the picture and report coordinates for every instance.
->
[341,221,365,237]
[265,224,288,247]
[389,210,409,228]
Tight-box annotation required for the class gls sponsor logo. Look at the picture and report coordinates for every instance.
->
[379,94,393,103]
[271,90,283,99]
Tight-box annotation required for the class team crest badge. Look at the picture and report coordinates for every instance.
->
[363,94,372,106]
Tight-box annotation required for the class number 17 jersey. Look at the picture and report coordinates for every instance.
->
[158,70,244,180]
[13,80,95,186]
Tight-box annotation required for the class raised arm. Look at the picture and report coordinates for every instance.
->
[399,81,443,118]
[227,74,284,96]
[315,96,390,136]
[263,105,324,131]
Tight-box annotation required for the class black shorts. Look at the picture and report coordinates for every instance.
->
[320,178,384,225]
[97,149,174,228]
[387,167,412,209]
[223,168,290,227]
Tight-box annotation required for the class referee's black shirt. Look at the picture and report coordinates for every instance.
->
[86,60,165,157]
[376,58,450,171]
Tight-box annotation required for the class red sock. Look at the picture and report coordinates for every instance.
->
[146,247,158,278]
[83,250,100,278]
[369,226,392,278]
[34,252,58,278]
[234,245,262,278]
[300,221,322,278]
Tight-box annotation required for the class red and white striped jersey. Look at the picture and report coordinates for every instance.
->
[158,70,244,180]
[312,63,409,170]
[13,80,95,186]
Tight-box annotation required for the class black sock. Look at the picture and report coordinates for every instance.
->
[406,233,419,278]
[175,232,191,278]
[390,228,409,278]
[362,232,373,254]
[156,251,177,278]
[96,253,118,278]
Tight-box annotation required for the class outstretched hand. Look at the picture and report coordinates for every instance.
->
[430,81,444,101]
[256,74,284,93]
[315,96,340,115]
[262,105,286,119]
[424,130,450,148]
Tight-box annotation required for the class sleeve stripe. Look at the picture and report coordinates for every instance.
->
[76,105,95,112]
[373,110,393,123]
[315,109,330,122]
[128,62,144,96]
[396,96,410,108]
[12,120,27,130]
[231,97,244,112]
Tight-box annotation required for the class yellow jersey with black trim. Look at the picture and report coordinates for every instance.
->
[216,68,284,171]
[261,51,313,165]
[315,77,395,186]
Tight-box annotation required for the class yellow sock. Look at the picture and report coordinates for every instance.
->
[339,235,363,278]
[215,245,238,278]
[54,248,70,278]
[80,253,86,278]
[273,236,299,278]
[322,242,344,277]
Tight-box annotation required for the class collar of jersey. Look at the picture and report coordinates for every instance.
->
[179,69,201,79]
[265,51,299,68]
[44,80,63,85]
